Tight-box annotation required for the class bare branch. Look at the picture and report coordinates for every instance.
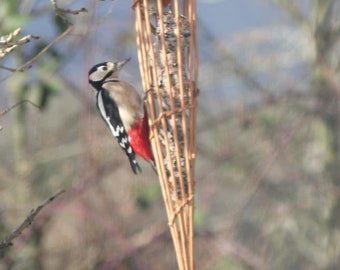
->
[0,64,25,72]
[0,28,40,59]
[16,25,73,73]
[51,0,88,25]
[0,189,66,249]
[0,1,87,78]
[0,100,41,131]
[0,25,73,80]
[0,100,41,117]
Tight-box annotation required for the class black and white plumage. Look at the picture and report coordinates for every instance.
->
[88,58,142,174]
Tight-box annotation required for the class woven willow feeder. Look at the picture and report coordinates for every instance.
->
[133,0,198,269]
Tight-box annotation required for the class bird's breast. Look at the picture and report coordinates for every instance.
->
[103,81,143,130]
[118,106,136,130]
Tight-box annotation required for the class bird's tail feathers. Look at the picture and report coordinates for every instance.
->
[129,158,142,174]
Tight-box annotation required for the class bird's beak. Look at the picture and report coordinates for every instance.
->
[116,58,131,70]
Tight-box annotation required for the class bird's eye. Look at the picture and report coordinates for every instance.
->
[102,66,108,71]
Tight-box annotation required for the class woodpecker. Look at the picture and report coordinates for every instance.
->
[88,58,154,174]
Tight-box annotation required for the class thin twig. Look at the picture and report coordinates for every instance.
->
[0,28,40,59]
[0,1,86,79]
[51,0,87,25]
[0,100,41,117]
[17,0,87,70]
[0,64,25,72]
[0,25,72,81]
[19,26,72,71]
[0,189,66,249]
[0,34,39,49]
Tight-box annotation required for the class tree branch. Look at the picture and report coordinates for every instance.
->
[0,100,41,131]
[0,189,66,249]
[0,28,39,59]
[0,100,41,117]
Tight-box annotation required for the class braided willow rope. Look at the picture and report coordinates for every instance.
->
[133,0,198,269]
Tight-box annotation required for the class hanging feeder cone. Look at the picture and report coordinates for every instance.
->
[133,0,199,269]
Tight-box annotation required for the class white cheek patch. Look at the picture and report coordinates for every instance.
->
[89,70,106,82]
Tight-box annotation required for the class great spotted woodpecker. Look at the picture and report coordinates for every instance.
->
[88,58,154,174]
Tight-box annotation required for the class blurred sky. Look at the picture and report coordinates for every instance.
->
[1,0,313,109]
[197,0,285,37]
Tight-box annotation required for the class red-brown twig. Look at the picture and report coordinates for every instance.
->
[0,189,66,249]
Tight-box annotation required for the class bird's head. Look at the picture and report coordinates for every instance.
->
[88,58,131,90]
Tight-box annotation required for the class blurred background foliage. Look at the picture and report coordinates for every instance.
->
[0,0,340,269]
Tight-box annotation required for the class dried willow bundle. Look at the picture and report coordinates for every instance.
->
[133,0,198,269]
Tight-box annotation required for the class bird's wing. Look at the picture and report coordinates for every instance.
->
[96,88,142,174]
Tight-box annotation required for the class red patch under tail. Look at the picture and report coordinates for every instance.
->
[128,106,154,162]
